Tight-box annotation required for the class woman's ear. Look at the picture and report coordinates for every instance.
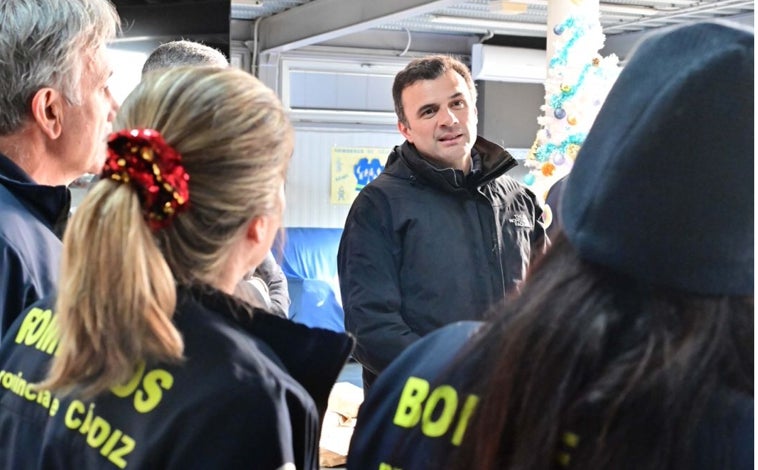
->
[30,88,64,140]
[242,215,275,274]
[246,215,269,244]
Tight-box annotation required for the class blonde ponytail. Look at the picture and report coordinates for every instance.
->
[41,182,182,398]
[40,66,292,399]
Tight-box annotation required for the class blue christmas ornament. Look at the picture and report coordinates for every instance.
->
[554,108,567,119]
[524,173,536,185]
[553,24,565,35]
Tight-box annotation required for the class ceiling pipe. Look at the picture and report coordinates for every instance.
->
[603,0,754,31]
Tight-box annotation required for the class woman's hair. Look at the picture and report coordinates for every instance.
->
[453,232,753,470]
[0,0,120,134]
[41,66,293,398]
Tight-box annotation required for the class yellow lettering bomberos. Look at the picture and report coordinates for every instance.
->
[64,400,136,469]
[110,361,174,413]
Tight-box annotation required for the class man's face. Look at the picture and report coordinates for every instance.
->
[397,69,478,171]
[58,45,118,178]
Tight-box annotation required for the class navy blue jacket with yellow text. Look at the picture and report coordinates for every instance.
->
[338,137,546,388]
[0,286,353,469]
[347,321,753,470]
[0,153,70,341]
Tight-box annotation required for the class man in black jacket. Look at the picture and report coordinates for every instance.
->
[0,0,120,341]
[338,55,546,393]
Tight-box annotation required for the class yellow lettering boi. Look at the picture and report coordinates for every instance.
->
[392,376,480,446]
[392,376,429,428]
[379,463,403,470]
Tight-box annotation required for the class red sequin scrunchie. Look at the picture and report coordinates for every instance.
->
[102,129,190,231]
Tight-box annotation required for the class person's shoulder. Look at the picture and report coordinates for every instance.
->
[0,184,34,227]
[360,169,406,195]
[401,321,482,361]
[487,175,546,229]
[343,177,402,224]
[545,175,568,209]
[491,173,539,198]
[347,321,484,469]
[0,297,58,366]
[373,320,483,395]
[164,313,311,415]
[0,182,66,248]
[176,290,350,406]
[173,294,280,373]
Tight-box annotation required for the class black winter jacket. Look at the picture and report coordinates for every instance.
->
[0,286,353,469]
[338,137,546,389]
[0,153,70,341]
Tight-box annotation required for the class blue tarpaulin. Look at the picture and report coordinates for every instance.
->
[276,228,344,332]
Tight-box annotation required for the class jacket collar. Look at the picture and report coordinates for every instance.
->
[179,285,354,420]
[0,153,71,238]
[385,136,518,194]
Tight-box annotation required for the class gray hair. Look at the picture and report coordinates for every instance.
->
[142,40,229,76]
[0,0,120,135]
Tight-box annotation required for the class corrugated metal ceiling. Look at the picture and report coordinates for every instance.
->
[231,0,754,37]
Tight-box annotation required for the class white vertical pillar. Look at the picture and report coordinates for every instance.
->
[524,0,619,212]
[546,0,600,62]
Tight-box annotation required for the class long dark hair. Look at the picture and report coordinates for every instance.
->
[454,232,753,469]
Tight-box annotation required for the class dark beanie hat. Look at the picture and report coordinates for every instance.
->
[561,21,754,296]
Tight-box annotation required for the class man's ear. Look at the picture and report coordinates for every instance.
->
[30,88,64,140]
[398,120,412,142]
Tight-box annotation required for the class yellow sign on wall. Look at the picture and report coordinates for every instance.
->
[330,146,390,205]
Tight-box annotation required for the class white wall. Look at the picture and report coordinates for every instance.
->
[476,80,544,149]
[284,124,400,228]
[107,42,158,104]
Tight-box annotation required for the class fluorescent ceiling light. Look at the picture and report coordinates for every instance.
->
[494,0,660,15]
[110,35,158,43]
[489,1,529,14]
[431,15,546,32]
[600,4,658,15]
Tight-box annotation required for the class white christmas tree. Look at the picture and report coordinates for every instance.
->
[524,3,621,210]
